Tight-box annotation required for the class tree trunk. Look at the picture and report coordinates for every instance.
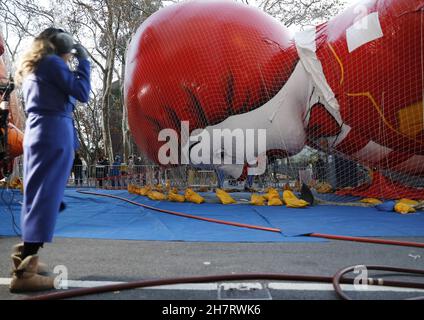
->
[101,51,115,162]
[120,55,131,162]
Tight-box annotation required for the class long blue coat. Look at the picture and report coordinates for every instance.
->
[21,54,90,243]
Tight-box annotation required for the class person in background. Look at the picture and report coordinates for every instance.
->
[244,174,255,192]
[134,156,146,185]
[110,155,122,187]
[315,156,327,183]
[10,27,90,292]
[96,156,109,188]
[126,155,135,185]
[120,159,128,187]
[81,156,88,181]
[135,156,142,166]
[128,155,134,174]
[72,152,83,186]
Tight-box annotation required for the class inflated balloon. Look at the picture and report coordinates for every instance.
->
[0,34,24,179]
[125,0,296,163]
[125,0,424,198]
[0,35,3,57]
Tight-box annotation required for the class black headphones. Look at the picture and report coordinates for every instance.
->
[47,28,75,55]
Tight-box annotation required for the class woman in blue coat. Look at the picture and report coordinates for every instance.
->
[10,28,91,292]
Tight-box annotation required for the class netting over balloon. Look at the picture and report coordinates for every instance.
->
[0,33,24,180]
[124,0,424,200]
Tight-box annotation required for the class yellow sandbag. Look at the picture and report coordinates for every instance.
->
[128,184,142,195]
[185,188,205,204]
[250,194,266,206]
[398,199,419,206]
[360,198,383,205]
[216,188,237,205]
[394,202,416,215]
[283,190,309,208]
[9,177,22,189]
[268,197,283,206]
[263,188,282,206]
[165,180,171,191]
[128,184,140,195]
[9,177,23,193]
[168,192,185,203]
[138,186,151,196]
[147,191,167,201]
[263,188,280,201]
[155,184,164,192]
[316,182,332,194]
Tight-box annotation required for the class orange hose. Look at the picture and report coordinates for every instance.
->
[309,233,424,249]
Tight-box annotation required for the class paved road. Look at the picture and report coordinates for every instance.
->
[0,236,423,300]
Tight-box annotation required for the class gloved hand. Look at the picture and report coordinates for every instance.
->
[73,43,89,60]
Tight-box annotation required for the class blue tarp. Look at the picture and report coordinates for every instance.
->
[0,189,423,242]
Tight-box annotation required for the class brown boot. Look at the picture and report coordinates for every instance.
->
[12,243,49,274]
[10,255,55,293]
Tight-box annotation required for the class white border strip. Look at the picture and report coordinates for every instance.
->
[268,282,424,293]
[1,278,423,293]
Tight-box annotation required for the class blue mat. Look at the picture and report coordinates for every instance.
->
[0,189,423,242]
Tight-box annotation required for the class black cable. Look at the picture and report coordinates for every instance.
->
[332,265,424,300]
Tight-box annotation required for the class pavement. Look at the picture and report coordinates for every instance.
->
[0,236,423,300]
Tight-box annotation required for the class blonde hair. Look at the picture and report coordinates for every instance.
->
[15,36,55,85]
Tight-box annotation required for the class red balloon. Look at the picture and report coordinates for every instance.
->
[125,0,297,163]
[0,33,4,56]
[125,0,424,183]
